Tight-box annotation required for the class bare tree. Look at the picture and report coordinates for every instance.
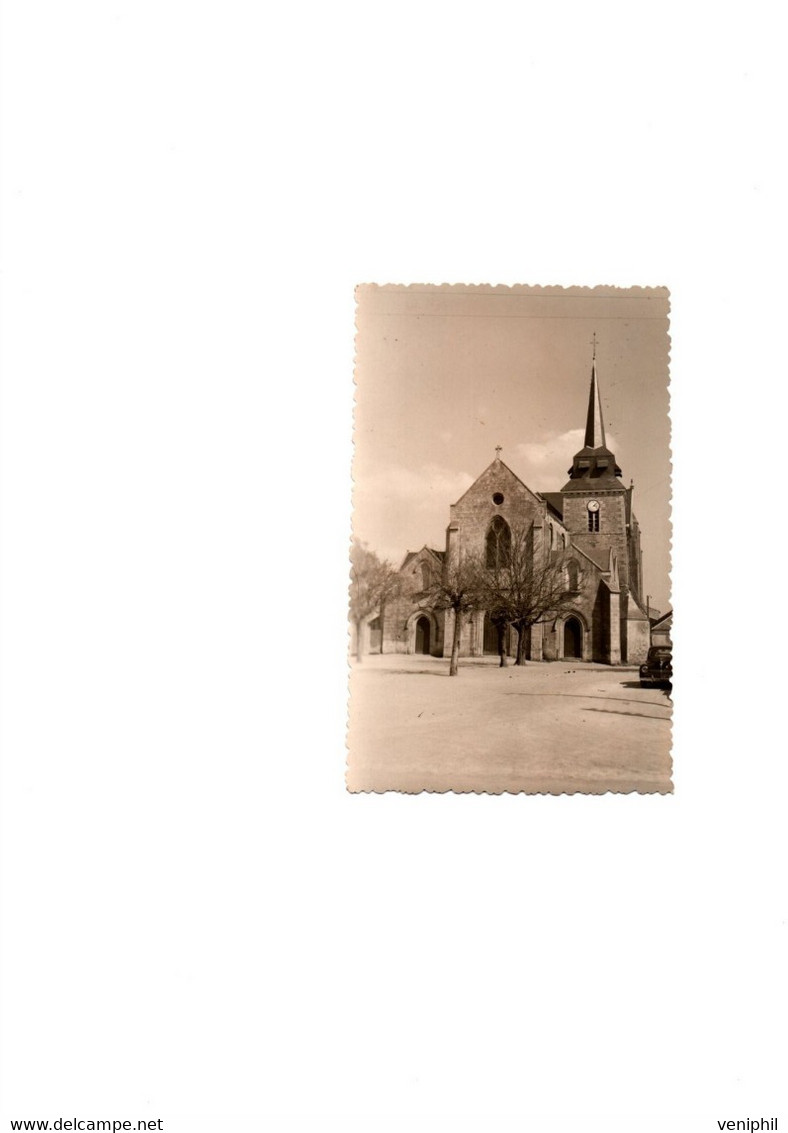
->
[485,523,577,665]
[349,540,401,662]
[487,602,513,667]
[420,550,487,676]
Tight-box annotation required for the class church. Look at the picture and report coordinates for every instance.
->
[364,358,653,666]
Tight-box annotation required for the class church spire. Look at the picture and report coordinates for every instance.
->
[584,335,606,449]
[562,339,622,489]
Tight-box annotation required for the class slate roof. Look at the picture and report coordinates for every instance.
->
[539,492,564,520]
[585,361,607,448]
[568,537,610,571]
[561,460,624,492]
[399,546,445,571]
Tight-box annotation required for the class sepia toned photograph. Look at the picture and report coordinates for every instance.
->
[348,284,672,794]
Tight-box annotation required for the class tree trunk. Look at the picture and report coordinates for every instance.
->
[355,618,364,662]
[497,621,508,667]
[449,609,462,676]
[515,622,527,665]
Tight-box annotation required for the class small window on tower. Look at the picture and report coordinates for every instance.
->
[588,511,600,532]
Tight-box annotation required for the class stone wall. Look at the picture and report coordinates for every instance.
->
[380,548,445,655]
[561,488,631,591]
[624,593,650,664]
[447,460,548,565]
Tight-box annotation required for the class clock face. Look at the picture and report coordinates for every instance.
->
[587,499,600,512]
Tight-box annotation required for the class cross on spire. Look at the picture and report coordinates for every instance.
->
[591,331,598,361]
[495,444,502,459]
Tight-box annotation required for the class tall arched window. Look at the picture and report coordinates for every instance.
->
[567,560,580,590]
[420,562,431,590]
[486,515,512,568]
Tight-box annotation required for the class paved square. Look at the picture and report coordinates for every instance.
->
[347,655,673,794]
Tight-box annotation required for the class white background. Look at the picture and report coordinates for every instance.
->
[1,3,785,1132]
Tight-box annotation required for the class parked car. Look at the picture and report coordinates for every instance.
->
[640,646,673,688]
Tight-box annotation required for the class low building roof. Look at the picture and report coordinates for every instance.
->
[539,492,564,520]
[568,537,610,572]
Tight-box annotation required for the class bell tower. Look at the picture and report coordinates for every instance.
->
[561,342,631,584]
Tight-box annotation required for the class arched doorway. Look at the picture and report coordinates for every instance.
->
[415,616,431,655]
[483,612,499,654]
[564,616,582,659]
[368,616,382,653]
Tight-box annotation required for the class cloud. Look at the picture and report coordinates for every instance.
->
[352,461,474,563]
[516,429,619,487]
[359,462,474,507]
[518,429,585,468]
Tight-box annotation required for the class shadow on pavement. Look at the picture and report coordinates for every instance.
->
[585,706,670,721]
[365,660,505,677]
[382,669,449,678]
[505,691,671,708]
[620,679,672,701]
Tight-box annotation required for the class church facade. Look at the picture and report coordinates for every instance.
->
[365,362,652,666]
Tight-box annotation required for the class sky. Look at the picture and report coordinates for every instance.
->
[353,285,672,614]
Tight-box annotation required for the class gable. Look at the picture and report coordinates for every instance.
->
[399,544,444,575]
[451,459,541,514]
